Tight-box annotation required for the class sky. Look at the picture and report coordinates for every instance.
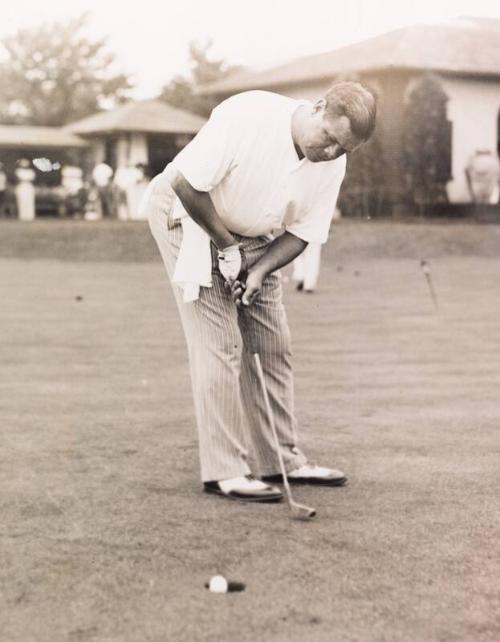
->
[3,0,500,98]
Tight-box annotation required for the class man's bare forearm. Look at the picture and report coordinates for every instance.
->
[169,170,307,275]
[251,231,307,278]
[169,170,235,249]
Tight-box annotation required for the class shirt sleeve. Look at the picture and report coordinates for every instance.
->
[285,158,346,244]
[171,101,239,192]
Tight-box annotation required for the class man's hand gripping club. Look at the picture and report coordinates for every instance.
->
[230,232,308,308]
[218,244,263,307]
[230,269,265,307]
[168,169,307,307]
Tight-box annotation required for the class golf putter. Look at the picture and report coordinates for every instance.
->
[420,260,439,310]
[239,308,316,521]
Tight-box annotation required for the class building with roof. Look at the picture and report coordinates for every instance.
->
[0,100,206,218]
[201,17,500,209]
[0,124,91,216]
[0,126,88,151]
[0,124,90,186]
[66,99,206,177]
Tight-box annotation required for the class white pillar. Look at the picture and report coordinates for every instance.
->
[15,165,36,221]
[129,133,148,166]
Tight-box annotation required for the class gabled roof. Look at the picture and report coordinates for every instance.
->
[0,125,88,148]
[66,99,206,136]
[200,17,500,94]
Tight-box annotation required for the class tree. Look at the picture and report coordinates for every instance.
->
[159,40,242,117]
[0,14,132,126]
[402,73,451,214]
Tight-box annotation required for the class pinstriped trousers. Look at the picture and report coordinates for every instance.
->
[146,182,307,482]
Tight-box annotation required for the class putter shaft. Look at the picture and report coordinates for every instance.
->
[251,352,316,520]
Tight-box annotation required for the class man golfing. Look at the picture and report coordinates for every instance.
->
[144,82,376,503]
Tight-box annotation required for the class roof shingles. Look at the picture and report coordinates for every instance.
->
[66,100,206,136]
[0,125,88,148]
[200,18,500,94]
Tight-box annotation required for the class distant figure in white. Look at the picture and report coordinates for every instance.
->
[292,207,340,292]
[15,159,36,221]
[0,162,7,218]
[62,165,83,195]
[465,150,500,204]
[92,161,114,218]
[292,242,321,292]
[113,164,146,220]
[127,164,149,220]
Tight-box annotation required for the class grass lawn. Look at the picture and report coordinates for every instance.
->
[1,221,499,641]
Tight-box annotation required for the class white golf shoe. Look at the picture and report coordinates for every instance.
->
[263,464,348,486]
[203,474,283,502]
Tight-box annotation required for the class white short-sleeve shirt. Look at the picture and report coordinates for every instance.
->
[171,91,346,244]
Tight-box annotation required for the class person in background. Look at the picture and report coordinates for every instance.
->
[292,241,322,293]
[113,164,135,220]
[92,161,114,217]
[0,162,7,218]
[465,150,500,204]
[124,163,145,219]
[84,180,101,221]
[130,163,150,219]
[61,165,85,217]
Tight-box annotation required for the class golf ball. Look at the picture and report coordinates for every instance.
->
[209,575,228,593]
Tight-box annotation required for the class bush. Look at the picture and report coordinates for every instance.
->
[402,74,452,214]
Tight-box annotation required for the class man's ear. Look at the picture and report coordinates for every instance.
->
[312,98,326,113]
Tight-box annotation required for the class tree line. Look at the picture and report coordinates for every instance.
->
[0,13,231,126]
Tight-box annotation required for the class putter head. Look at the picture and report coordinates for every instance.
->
[290,500,316,521]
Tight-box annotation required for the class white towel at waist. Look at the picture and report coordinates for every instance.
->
[172,206,213,302]
[142,164,214,303]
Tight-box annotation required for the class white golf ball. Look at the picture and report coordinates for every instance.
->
[209,575,228,593]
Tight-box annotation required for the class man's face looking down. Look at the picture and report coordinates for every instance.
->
[298,100,365,163]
